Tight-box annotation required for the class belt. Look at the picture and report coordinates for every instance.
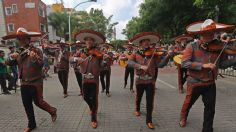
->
[83,73,95,79]
[136,75,153,81]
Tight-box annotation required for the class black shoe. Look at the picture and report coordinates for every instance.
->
[3,91,11,94]
[106,92,111,97]
[130,89,134,93]
[101,90,105,93]
[124,83,127,89]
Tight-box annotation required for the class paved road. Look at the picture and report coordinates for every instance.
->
[0,64,235,132]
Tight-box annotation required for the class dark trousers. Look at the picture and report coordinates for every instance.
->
[154,67,158,82]
[6,73,14,90]
[124,67,134,90]
[100,69,111,93]
[83,83,98,121]
[177,66,187,91]
[12,70,18,88]
[136,83,155,123]
[58,70,69,94]
[0,73,7,92]
[21,85,56,129]
[75,71,83,93]
[180,83,216,132]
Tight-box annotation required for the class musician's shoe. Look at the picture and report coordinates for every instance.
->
[51,108,57,123]
[101,90,105,93]
[23,127,36,132]
[179,89,184,94]
[106,92,111,97]
[147,123,155,129]
[124,83,127,89]
[179,118,187,127]
[135,111,141,117]
[91,121,98,129]
[130,89,134,93]
[63,94,68,98]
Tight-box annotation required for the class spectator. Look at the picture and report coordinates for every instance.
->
[8,46,18,89]
[0,50,11,94]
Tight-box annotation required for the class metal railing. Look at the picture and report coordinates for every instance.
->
[219,68,236,77]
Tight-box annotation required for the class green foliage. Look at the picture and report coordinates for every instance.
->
[48,8,118,42]
[124,0,236,43]
[110,39,128,50]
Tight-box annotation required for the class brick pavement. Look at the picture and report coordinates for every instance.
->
[0,65,235,132]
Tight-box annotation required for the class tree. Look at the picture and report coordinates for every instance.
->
[48,12,78,40]
[74,8,118,41]
[123,0,236,43]
[48,9,118,42]
[194,0,236,23]
[110,39,128,50]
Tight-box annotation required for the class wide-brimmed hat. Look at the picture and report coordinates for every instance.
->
[2,27,41,40]
[71,41,86,48]
[171,34,194,43]
[186,19,235,35]
[129,32,161,45]
[99,43,114,50]
[74,29,106,44]
[122,43,137,49]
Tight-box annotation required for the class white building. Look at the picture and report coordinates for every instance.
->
[47,5,63,42]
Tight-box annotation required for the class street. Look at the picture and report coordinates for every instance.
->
[0,64,236,132]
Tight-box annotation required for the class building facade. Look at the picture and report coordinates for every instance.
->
[1,0,48,38]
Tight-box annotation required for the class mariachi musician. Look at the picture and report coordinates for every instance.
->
[179,19,236,132]
[119,43,135,92]
[128,32,174,129]
[99,43,114,97]
[70,42,85,96]
[73,29,109,129]
[172,34,194,93]
[3,28,57,132]
[56,42,70,98]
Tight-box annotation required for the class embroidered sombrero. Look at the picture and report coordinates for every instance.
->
[74,29,106,44]
[2,27,41,40]
[186,19,235,35]
[99,43,114,50]
[129,32,161,45]
[171,34,194,43]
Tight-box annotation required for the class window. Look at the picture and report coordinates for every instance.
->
[12,4,18,13]
[7,24,14,32]
[5,7,12,15]
[38,6,45,17]
[40,24,45,32]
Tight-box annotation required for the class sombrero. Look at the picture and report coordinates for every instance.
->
[74,29,106,44]
[2,27,41,40]
[71,41,86,48]
[122,43,137,49]
[129,32,161,45]
[171,34,194,43]
[186,19,235,35]
[99,43,114,50]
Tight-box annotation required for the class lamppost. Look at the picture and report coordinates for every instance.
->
[68,0,97,42]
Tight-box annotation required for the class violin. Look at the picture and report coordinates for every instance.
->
[81,48,103,58]
[139,47,167,57]
[203,39,236,55]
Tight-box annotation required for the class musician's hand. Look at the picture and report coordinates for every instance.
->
[203,63,216,70]
[167,50,174,56]
[29,51,37,59]
[140,65,148,71]
[76,58,84,64]
[103,54,109,60]
[11,53,19,59]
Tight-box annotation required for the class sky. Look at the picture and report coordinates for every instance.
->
[42,0,144,40]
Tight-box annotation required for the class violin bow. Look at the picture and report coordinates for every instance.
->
[146,40,161,68]
[214,28,236,65]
